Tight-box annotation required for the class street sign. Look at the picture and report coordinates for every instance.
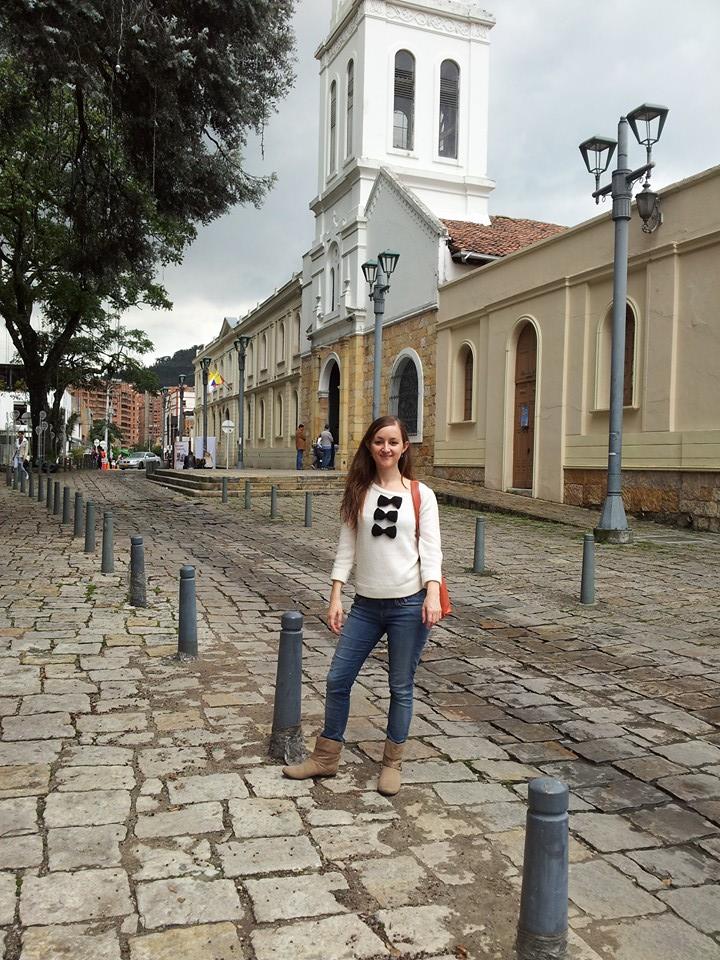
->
[221,420,235,435]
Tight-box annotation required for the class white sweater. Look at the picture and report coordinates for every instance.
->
[331,481,443,598]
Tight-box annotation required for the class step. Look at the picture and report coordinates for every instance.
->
[147,471,346,498]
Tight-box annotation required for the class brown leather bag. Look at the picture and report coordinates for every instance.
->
[410,480,452,619]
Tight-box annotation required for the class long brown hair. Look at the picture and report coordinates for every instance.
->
[340,416,415,529]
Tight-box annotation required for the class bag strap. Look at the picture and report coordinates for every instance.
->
[411,479,421,541]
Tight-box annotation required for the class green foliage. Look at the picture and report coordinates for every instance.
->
[150,346,201,387]
[90,419,123,444]
[0,0,296,454]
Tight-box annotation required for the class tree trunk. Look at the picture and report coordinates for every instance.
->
[25,376,50,465]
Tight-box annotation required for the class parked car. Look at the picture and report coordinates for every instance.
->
[118,451,162,470]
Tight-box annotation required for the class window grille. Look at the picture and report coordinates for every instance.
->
[346,61,354,157]
[390,358,419,435]
[393,51,415,150]
[439,60,459,158]
[329,81,337,173]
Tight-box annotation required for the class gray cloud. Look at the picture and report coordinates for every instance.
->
[130,0,720,360]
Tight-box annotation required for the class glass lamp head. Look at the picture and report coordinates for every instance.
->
[361,259,378,288]
[378,250,400,277]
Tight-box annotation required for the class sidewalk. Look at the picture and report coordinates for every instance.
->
[1,472,720,959]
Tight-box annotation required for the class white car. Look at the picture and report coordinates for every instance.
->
[118,451,162,470]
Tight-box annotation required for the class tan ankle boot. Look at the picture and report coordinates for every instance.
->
[282,735,342,780]
[377,739,405,796]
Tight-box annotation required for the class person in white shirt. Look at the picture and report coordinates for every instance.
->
[283,415,443,796]
[14,430,30,478]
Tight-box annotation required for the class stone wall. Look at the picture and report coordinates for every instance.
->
[432,466,486,484]
[564,468,720,532]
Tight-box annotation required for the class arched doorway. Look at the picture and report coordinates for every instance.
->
[328,362,340,445]
[512,323,537,490]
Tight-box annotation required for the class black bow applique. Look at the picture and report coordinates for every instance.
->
[372,523,397,538]
[374,507,398,522]
[377,494,402,508]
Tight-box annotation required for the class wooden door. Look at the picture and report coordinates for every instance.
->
[512,323,537,489]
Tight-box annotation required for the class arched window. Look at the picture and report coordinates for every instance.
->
[462,346,473,420]
[439,61,459,159]
[245,400,252,441]
[330,268,336,312]
[329,80,337,174]
[259,399,266,439]
[327,243,340,314]
[390,354,421,437]
[595,303,637,410]
[260,334,267,370]
[346,60,354,157]
[295,313,301,355]
[276,393,284,437]
[393,51,415,150]
[278,322,285,363]
[247,342,254,378]
[623,305,636,406]
[293,390,299,429]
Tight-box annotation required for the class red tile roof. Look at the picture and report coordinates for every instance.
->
[443,215,567,260]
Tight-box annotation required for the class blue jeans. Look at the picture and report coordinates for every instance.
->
[321,447,332,469]
[296,449,304,470]
[322,589,429,744]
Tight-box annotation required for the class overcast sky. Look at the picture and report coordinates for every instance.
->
[129,0,720,361]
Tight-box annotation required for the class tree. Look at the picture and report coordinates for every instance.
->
[0,0,296,456]
[90,419,123,446]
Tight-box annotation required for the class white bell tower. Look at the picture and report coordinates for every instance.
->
[303,0,496,342]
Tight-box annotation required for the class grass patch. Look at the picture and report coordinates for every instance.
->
[85,583,97,601]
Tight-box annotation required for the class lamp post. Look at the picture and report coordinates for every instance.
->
[178,374,186,442]
[579,103,668,544]
[233,335,251,469]
[200,356,212,460]
[361,250,400,420]
[160,387,169,462]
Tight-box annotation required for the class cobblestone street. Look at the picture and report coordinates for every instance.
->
[2,470,720,959]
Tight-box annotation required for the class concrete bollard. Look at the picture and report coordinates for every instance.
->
[84,501,96,553]
[473,515,486,574]
[244,480,251,510]
[269,611,306,764]
[20,469,26,494]
[270,484,278,519]
[62,485,71,524]
[53,481,61,516]
[37,472,45,503]
[73,492,84,538]
[516,777,569,960]
[46,474,53,511]
[580,533,595,605]
[129,536,147,607]
[101,511,114,573]
[177,565,198,660]
[28,468,35,499]
[304,491,313,528]
[222,477,228,504]
[5,464,10,487]
[11,467,17,490]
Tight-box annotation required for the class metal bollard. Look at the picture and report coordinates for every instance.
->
[580,533,595,605]
[177,565,198,660]
[129,536,147,607]
[20,469,26,494]
[244,479,251,510]
[46,473,53,511]
[516,778,569,960]
[53,481,61,516]
[101,511,114,573]
[28,468,34,499]
[473,515,486,573]
[270,484,278,519]
[84,500,96,553]
[222,477,228,504]
[62,485,71,524]
[5,464,10,487]
[73,492,84,538]
[269,611,306,763]
[37,472,45,503]
[304,491,313,528]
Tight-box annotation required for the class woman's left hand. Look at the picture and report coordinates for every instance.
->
[422,583,442,628]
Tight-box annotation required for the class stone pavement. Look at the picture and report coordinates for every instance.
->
[1,471,720,960]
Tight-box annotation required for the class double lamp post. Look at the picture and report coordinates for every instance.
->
[361,250,400,420]
[579,103,668,544]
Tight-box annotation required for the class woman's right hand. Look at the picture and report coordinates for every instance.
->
[327,597,345,636]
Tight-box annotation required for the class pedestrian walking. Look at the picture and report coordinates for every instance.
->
[319,423,334,469]
[283,415,444,796]
[14,429,30,479]
[295,423,307,471]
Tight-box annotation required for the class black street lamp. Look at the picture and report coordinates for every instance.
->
[579,103,669,543]
[361,249,400,420]
[234,335,251,469]
[200,356,212,461]
[178,374,186,442]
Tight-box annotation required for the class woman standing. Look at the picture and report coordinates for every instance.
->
[283,415,443,795]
